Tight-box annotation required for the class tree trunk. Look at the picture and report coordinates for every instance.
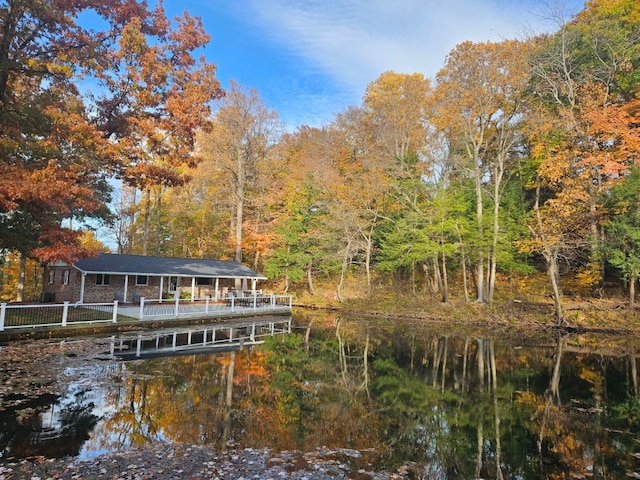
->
[337,238,352,302]
[306,264,315,296]
[547,249,564,324]
[532,175,564,324]
[16,253,26,302]
[462,337,470,393]
[477,338,485,393]
[440,336,448,392]
[475,157,485,303]
[456,222,470,302]
[475,412,484,479]
[629,274,636,310]
[630,352,638,397]
[155,187,163,253]
[359,330,370,398]
[433,255,444,301]
[142,188,151,256]
[234,189,244,264]
[363,230,373,296]
[232,145,246,286]
[222,351,236,448]
[549,335,564,404]
[441,250,449,303]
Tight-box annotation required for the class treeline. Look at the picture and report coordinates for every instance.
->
[1,1,640,321]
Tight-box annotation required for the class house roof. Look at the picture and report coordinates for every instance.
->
[73,254,267,280]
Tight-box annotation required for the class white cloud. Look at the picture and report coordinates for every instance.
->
[244,0,583,94]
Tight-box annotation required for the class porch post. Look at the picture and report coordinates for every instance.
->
[251,278,257,294]
[215,278,219,301]
[79,273,86,304]
[159,276,164,301]
[123,275,129,303]
[191,277,196,301]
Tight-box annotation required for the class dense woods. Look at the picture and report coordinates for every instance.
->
[1,0,640,323]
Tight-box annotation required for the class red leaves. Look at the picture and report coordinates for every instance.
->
[32,229,99,264]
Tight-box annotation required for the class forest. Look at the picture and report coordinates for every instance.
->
[1,0,639,324]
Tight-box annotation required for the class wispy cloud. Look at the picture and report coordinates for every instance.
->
[244,0,582,92]
[197,0,584,127]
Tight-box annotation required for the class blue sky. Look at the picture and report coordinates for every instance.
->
[163,0,586,129]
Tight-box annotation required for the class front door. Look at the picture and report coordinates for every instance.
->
[168,276,179,295]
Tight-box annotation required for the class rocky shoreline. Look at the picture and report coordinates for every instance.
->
[1,443,415,479]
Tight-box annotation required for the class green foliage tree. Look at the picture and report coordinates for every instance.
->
[603,167,640,309]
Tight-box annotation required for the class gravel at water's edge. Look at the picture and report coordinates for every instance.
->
[0,443,418,479]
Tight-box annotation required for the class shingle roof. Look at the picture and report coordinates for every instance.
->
[74,254,267,280]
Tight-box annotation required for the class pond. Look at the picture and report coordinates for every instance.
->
[1,312,640,479]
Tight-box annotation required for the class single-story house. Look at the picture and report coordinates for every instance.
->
[42,253,268,304]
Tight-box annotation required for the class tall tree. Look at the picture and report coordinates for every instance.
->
[198,81,281,266]
[432,40,530,303]
[0,0,120,262]
[522,0,640,321]
[95,7,222,255]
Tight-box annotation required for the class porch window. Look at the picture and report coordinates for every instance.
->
[48,270,55,285]
[96,274,110,286]
[136,275,148,286]
[196,277,212,286]
[63,270,69,285]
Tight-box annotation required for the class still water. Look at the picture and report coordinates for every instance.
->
[2,312,640,479]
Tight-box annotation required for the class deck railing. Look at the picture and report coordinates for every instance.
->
[137,294,292,320]
[0,302,118,330]
[0,294,293,331]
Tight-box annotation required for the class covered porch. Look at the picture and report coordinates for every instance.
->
[64,253,268,305]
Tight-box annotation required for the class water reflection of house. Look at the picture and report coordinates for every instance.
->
[42,253,267,304]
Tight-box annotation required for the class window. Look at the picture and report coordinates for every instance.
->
[63,270,69,286]
[48,270,55,285]
[136,275,148,286]
[196,277,212,286]
[96,274,110,286]
[169,276,179,292]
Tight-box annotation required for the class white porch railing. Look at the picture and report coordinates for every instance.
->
[137,294,292,319]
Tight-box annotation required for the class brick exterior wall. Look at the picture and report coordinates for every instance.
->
[42,265,238,303]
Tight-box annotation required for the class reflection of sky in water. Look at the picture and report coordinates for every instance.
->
[64,363,169,461]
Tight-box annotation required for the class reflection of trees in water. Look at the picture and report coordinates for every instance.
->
[323,316,640,478]
[33,314,640,477]
[88,352,244,452]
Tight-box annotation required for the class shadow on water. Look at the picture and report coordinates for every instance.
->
[2,312,640,478]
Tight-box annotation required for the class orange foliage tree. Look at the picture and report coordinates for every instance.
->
[0,0,222,266]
